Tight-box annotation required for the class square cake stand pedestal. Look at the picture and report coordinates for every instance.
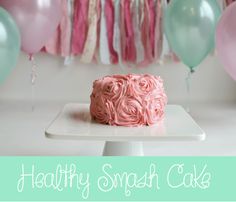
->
[45,103,205,156]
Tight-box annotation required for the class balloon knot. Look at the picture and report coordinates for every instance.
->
[29,54,34,61]
[190,69,195,74]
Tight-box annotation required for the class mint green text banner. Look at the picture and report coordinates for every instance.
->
[0,157,235,201]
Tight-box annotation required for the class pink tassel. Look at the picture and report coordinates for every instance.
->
[140,0,152,65]
[154,0,163,61]
[148,0,155,58]
[80,0,98,63]
[120,0,126,63]
[71,0,89,55]
[121,0,136,63]
[93,0,101,63]
[105,0,118,64]
[125,0,136,63]
[42,0,71,57]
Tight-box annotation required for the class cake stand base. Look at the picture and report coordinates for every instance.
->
[103,141,144,156]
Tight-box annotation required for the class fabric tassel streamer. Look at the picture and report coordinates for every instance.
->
[160,0,169,61]
[99,0,111,64]
[42,0,71,58]
[72,0,89,55]
[64,0,74,66]
[113,0,123,67]
[120,0,126,65]
[105,0,118,64]
[154,0,163,62]
[93,0,101,63]
[37,0,202,66]
[81,0,98,63]
[122,0,136,64]
[140,0,152,66]
[148,0,156,59]
[132,0,144,64]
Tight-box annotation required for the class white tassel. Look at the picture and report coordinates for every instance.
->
[99,0,111,64]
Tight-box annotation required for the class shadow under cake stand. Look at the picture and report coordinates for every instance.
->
[45,103,205,156]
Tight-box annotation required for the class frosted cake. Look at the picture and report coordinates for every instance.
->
[90,74,167,127]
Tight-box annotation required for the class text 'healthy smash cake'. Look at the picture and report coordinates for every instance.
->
[90,74,167,127]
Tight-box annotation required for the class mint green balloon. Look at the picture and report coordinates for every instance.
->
[164,0,221,71]
[0,7,20,83]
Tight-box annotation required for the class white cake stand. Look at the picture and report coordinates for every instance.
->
[45,103,205,156]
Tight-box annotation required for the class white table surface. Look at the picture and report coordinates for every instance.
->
[0,100,236,156]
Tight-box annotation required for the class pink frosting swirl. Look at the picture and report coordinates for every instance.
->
[132,74,160,97]
[90,74,167,126]
[144,96,167,125]
[113,96,144,126]
[90,94,113,124]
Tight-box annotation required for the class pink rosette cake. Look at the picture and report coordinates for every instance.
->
[90,74,167,127]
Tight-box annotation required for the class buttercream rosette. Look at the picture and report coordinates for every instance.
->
[90,74,167,127]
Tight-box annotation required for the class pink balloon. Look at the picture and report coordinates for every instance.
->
[216,2,236,81]
[0,0,62,55]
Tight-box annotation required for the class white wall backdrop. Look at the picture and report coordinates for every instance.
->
[0,52,236,104]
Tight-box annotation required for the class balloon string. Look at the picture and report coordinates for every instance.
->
[185,69,194,113]
[29,55,37,112]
